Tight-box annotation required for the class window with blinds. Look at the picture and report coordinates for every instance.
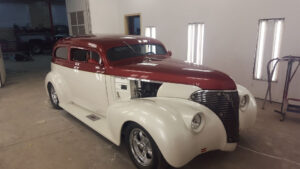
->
[70,11,85,36]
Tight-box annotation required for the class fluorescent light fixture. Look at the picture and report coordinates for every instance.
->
[254,19,284,81]
[271,20,283,81]
[151,27,156,39]
[145,26,156,39]
[187,25,193,63]
[187,23,205,65]
[196,24,205,65]
[255,20,267,79]
[191,25,195,64]
[145,27,151,37]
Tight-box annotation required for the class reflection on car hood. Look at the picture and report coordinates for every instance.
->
[106,58,236,90]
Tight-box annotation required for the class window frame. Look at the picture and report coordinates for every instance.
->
[70,11,86,36]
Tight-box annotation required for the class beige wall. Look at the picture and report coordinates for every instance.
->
[89,0,120,34]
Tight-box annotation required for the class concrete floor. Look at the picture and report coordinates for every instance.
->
[0,54,300,169]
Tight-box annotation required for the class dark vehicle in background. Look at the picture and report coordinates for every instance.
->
[15,25,69,55]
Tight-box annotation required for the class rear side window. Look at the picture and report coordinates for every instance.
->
[90,51,100,63]
[55,47,68,59]
[70,48,88,62]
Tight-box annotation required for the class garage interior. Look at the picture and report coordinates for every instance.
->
[0,0,300,169]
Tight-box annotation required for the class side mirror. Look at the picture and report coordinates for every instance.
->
[167,50,172,57]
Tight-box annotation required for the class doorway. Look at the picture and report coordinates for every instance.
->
[125,14,141,35]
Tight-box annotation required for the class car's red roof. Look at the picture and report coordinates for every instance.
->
[57,35,163,49]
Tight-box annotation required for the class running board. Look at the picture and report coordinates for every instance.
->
[86,114,101,121]
[60,102,116,144]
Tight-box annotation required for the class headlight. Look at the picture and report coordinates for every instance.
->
[240,95,249,111]
[191,113,202,130]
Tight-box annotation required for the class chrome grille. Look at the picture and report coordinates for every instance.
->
[191,90,239,143]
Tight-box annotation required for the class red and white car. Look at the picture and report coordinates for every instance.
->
[45,35,257,169]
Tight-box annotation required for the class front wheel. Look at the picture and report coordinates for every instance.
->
[48,83,61,109]
[125,123,168,169]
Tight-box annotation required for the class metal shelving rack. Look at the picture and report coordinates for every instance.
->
[262,56,300,121]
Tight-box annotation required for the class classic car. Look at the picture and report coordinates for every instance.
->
[45,35,257,169]
[0,45,6,88]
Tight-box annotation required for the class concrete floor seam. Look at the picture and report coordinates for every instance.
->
[238,145,300,167]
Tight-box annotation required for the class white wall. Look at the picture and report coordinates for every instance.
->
[86,0,300,102]
[89,0,120,34]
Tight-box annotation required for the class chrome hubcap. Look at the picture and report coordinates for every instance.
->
[129,128,153,166]
[50,87,58,104]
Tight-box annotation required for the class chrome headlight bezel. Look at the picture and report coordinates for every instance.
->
[240,94,249,111]
[191,113,202,132]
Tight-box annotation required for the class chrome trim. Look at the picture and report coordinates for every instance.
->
[129,128,153,166]
[113,75,163,84]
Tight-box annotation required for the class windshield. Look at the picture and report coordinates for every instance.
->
[107,44,167,61]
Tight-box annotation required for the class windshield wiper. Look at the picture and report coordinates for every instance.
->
[123,41,137,54]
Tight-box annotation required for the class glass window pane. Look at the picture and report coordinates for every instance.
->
[107,44,167,61]
[91,51,100,62]
[78,25,85,35]
[77,11,84,25]
[70,48,88,61]
[70,12,77,25]
[71,26,78,36]
[55,47,68,59]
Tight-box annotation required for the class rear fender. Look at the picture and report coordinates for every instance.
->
[45,71,71,104]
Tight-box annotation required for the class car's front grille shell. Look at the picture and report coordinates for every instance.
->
[191,90,240,143]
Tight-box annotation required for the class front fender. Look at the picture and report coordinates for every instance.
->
[107,97,232,167]
[237,84,257,131]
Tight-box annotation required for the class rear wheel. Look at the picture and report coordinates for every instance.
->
[125,123,168,169]
[48,83,61,109]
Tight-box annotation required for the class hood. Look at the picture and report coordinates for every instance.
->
[106,58,236,90]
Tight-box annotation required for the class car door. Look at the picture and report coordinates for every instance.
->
[69,47,108,116]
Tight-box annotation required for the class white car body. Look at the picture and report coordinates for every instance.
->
[45,35,257,168]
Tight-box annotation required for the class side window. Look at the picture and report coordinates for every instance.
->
[70,48,88,62]
[55,47,68,59]
[88,51,101,64]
